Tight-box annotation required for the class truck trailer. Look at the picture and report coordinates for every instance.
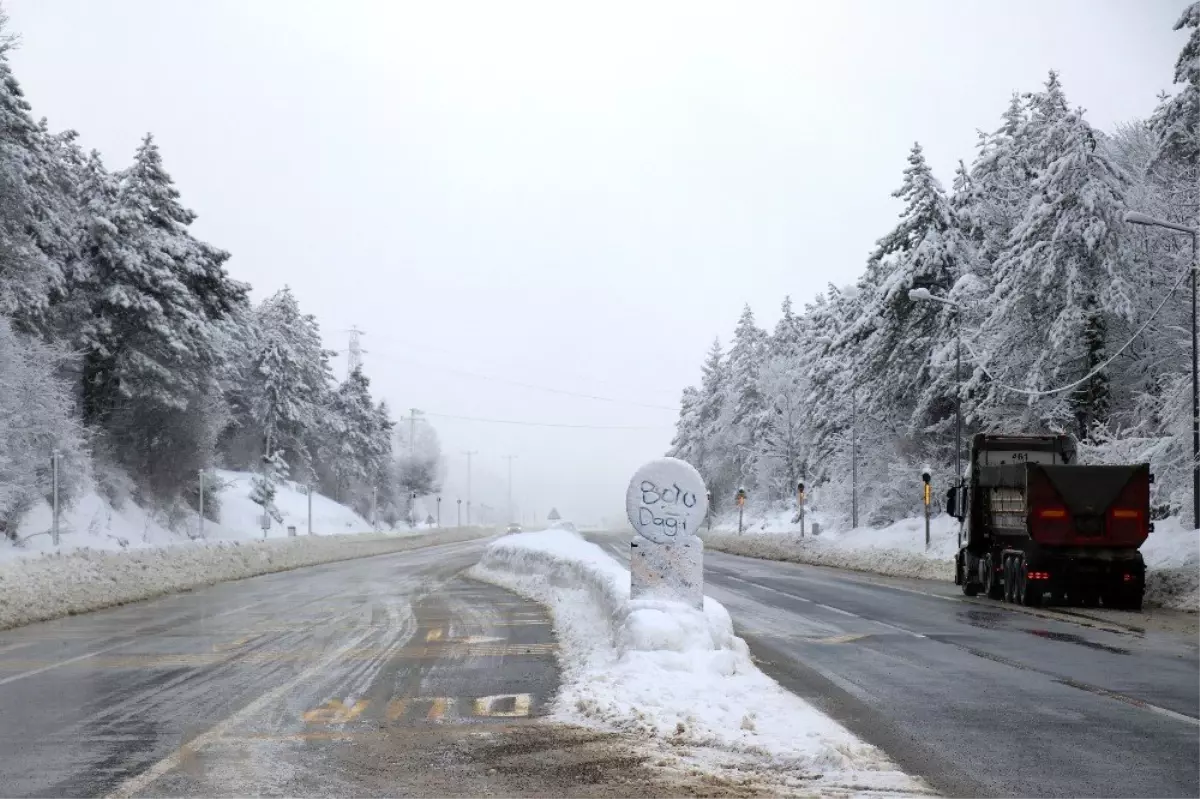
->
[950,434,1151,610]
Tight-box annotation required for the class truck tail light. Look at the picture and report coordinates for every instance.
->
[1037,507,1067,519]
[1028,571,1050,580]
[1123,573,1134,582]
[1112,509,1140,520]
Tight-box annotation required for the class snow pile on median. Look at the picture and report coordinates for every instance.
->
[470,530,928,795]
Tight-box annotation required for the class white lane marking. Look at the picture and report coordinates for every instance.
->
[868,618,927,639]
[721,574,927,638]
[0,640,137,687]
[105,610,414,798]
[722,575,813,602]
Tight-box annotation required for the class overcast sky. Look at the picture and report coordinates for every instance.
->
[4,0,1185,525]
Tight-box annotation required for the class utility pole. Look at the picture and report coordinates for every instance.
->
[407,408,424,454]
[51,450,60,547]
[437,496,442,527]
[505,455,517,522]
[371,486,378,530]
[346,326,366,377]
[457,498,462,527]
[1125,212,1199,529]
[307,482,313,534]
[198,470,205,539]
[462,450,478,524]
[851,377,859,530]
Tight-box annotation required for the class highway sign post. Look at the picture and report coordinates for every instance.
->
[736,487,747,534]
[922,468,932,550]
[797,481,806,538]
[626,457,708,609]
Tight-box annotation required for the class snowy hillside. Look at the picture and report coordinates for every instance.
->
[7,469,377,559]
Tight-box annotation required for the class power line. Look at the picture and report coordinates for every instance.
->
[965,259,1193,398]
[368,349,680,411]
[422,411,669,430]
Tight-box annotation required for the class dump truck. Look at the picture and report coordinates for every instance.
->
[949,433,1151,610]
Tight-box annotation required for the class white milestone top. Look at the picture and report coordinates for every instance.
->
[626,457,709,544]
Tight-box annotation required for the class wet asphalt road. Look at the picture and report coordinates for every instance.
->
[590,534,1199,798]
[0,538,562,797]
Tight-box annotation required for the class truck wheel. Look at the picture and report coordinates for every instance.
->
[959,558,979,597]
[984,555,1004,600]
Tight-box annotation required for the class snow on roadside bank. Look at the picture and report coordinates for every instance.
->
[470,530,930,796]
[703,512,1199,612]
[0,527,491,632]
[11,470,379,556]
[704,514,958,583]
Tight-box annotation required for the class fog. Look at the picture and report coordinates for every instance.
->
[5,0,1182,525]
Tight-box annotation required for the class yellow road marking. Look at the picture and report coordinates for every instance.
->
[385,699,407,721]
[473,693,532,718]
[426,697,449,721]
[425,628,444,642]
[303,699,368,725]
[814,634,870,644]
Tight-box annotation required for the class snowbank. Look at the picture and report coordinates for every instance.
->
[470,530,928,796]
[1,472,493,630]
[12,470,376,555]
[703,510,1199,612]
[0,527,491,631]
[705,512,958,582]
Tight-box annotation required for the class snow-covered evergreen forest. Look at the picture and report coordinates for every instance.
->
[0,10,440,540]
[669,5,1199,528]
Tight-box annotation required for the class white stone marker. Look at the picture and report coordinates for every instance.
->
[626,457,707,608]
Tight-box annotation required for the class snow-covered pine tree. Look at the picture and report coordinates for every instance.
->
[977,76,1134,438]
[1149,2,1199,173]
[0,16,77,331]
[249,286,335,476]
[74,135,245,498]
[76,135,244,423]
[694,338,733,504]
[854,142,968,457]
[721,305,769,490]
[317,369,393,517]
[250,449,290,523]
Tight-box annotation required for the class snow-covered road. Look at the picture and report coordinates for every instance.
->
[0,537,758,797]
[584,531,1198,798]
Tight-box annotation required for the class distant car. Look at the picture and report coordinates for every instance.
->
[506,522,523,534]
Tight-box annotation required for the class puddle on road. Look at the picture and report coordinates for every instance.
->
[1026,629,1130,655]
[957,608,1008,629]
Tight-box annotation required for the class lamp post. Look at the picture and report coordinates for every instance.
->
[909,288,964,493]
[1125,211,1200,529]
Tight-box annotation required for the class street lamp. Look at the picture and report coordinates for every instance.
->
[908,288,964,493]
[1125,210,1200,529]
